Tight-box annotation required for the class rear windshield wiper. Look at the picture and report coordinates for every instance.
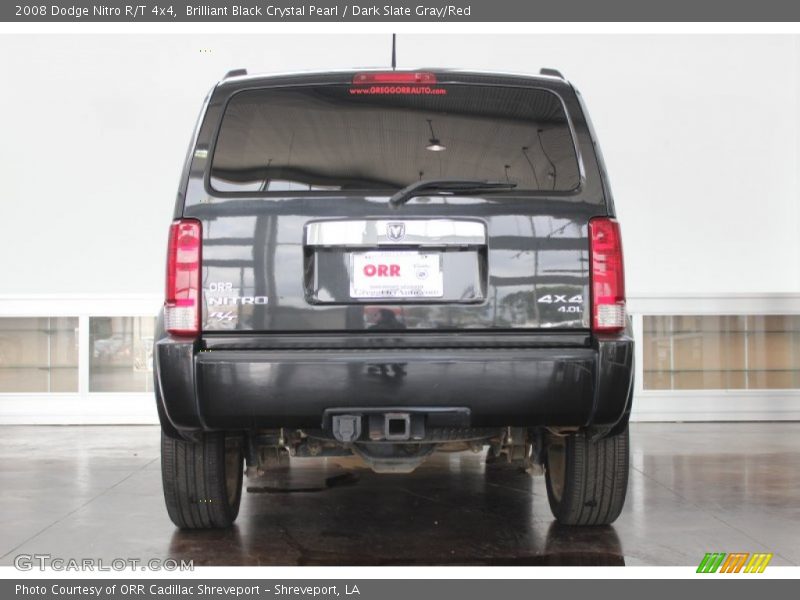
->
[389,179,517,207]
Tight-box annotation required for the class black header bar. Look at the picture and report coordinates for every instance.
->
[5,0,800,22]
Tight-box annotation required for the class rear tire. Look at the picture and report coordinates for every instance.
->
[161,431,243,529]
[544,426,629,526]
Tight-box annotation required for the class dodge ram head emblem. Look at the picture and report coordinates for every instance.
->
[386,222,406,241]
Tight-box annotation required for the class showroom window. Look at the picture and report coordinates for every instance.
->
[0,317,79,393]
[89,317,155,393]
[644,315,800,390]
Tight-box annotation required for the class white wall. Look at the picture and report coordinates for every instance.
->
[0,34,798,297]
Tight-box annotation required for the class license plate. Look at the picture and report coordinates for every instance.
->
[351,251,443,299]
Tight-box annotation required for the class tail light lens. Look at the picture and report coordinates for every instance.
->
[589,217,626,333]
[165,219,202,336]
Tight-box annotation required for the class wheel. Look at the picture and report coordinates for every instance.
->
[544,425,629,526]
[161,431,243,529]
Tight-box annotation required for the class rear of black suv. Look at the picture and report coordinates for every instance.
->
[155,69,634,529]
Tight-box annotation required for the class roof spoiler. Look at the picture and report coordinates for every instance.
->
[539,68,565,79]
[223,68,248,79]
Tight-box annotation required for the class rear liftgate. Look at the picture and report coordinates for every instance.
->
[305,218,489,472]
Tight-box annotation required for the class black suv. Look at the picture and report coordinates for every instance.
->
[155,69,634,529]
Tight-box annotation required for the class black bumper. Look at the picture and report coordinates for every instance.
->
[154,328,634,434]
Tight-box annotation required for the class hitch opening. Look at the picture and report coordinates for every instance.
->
[384,413,411,441]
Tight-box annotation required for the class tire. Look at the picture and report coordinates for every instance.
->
[544,425,629,526]
[161,431,244,529]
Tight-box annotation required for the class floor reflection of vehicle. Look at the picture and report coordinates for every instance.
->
[164,453,624,566]
[156,68,634,531]
[542,523,624,566]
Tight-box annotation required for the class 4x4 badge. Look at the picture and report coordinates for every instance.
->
[386,222,405,241]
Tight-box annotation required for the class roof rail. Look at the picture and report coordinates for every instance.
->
[539,68,564,79]
[224,68,248,79]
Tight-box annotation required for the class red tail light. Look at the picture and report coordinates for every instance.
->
[352,72,436,85]
[165,219,202,336]
[589,217,626,333]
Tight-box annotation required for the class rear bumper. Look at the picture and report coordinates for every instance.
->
[155,329,634,434]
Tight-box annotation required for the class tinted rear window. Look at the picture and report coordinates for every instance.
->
[210,84,580,193]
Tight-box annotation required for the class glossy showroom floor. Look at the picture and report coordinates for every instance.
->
[1,423,798,567]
